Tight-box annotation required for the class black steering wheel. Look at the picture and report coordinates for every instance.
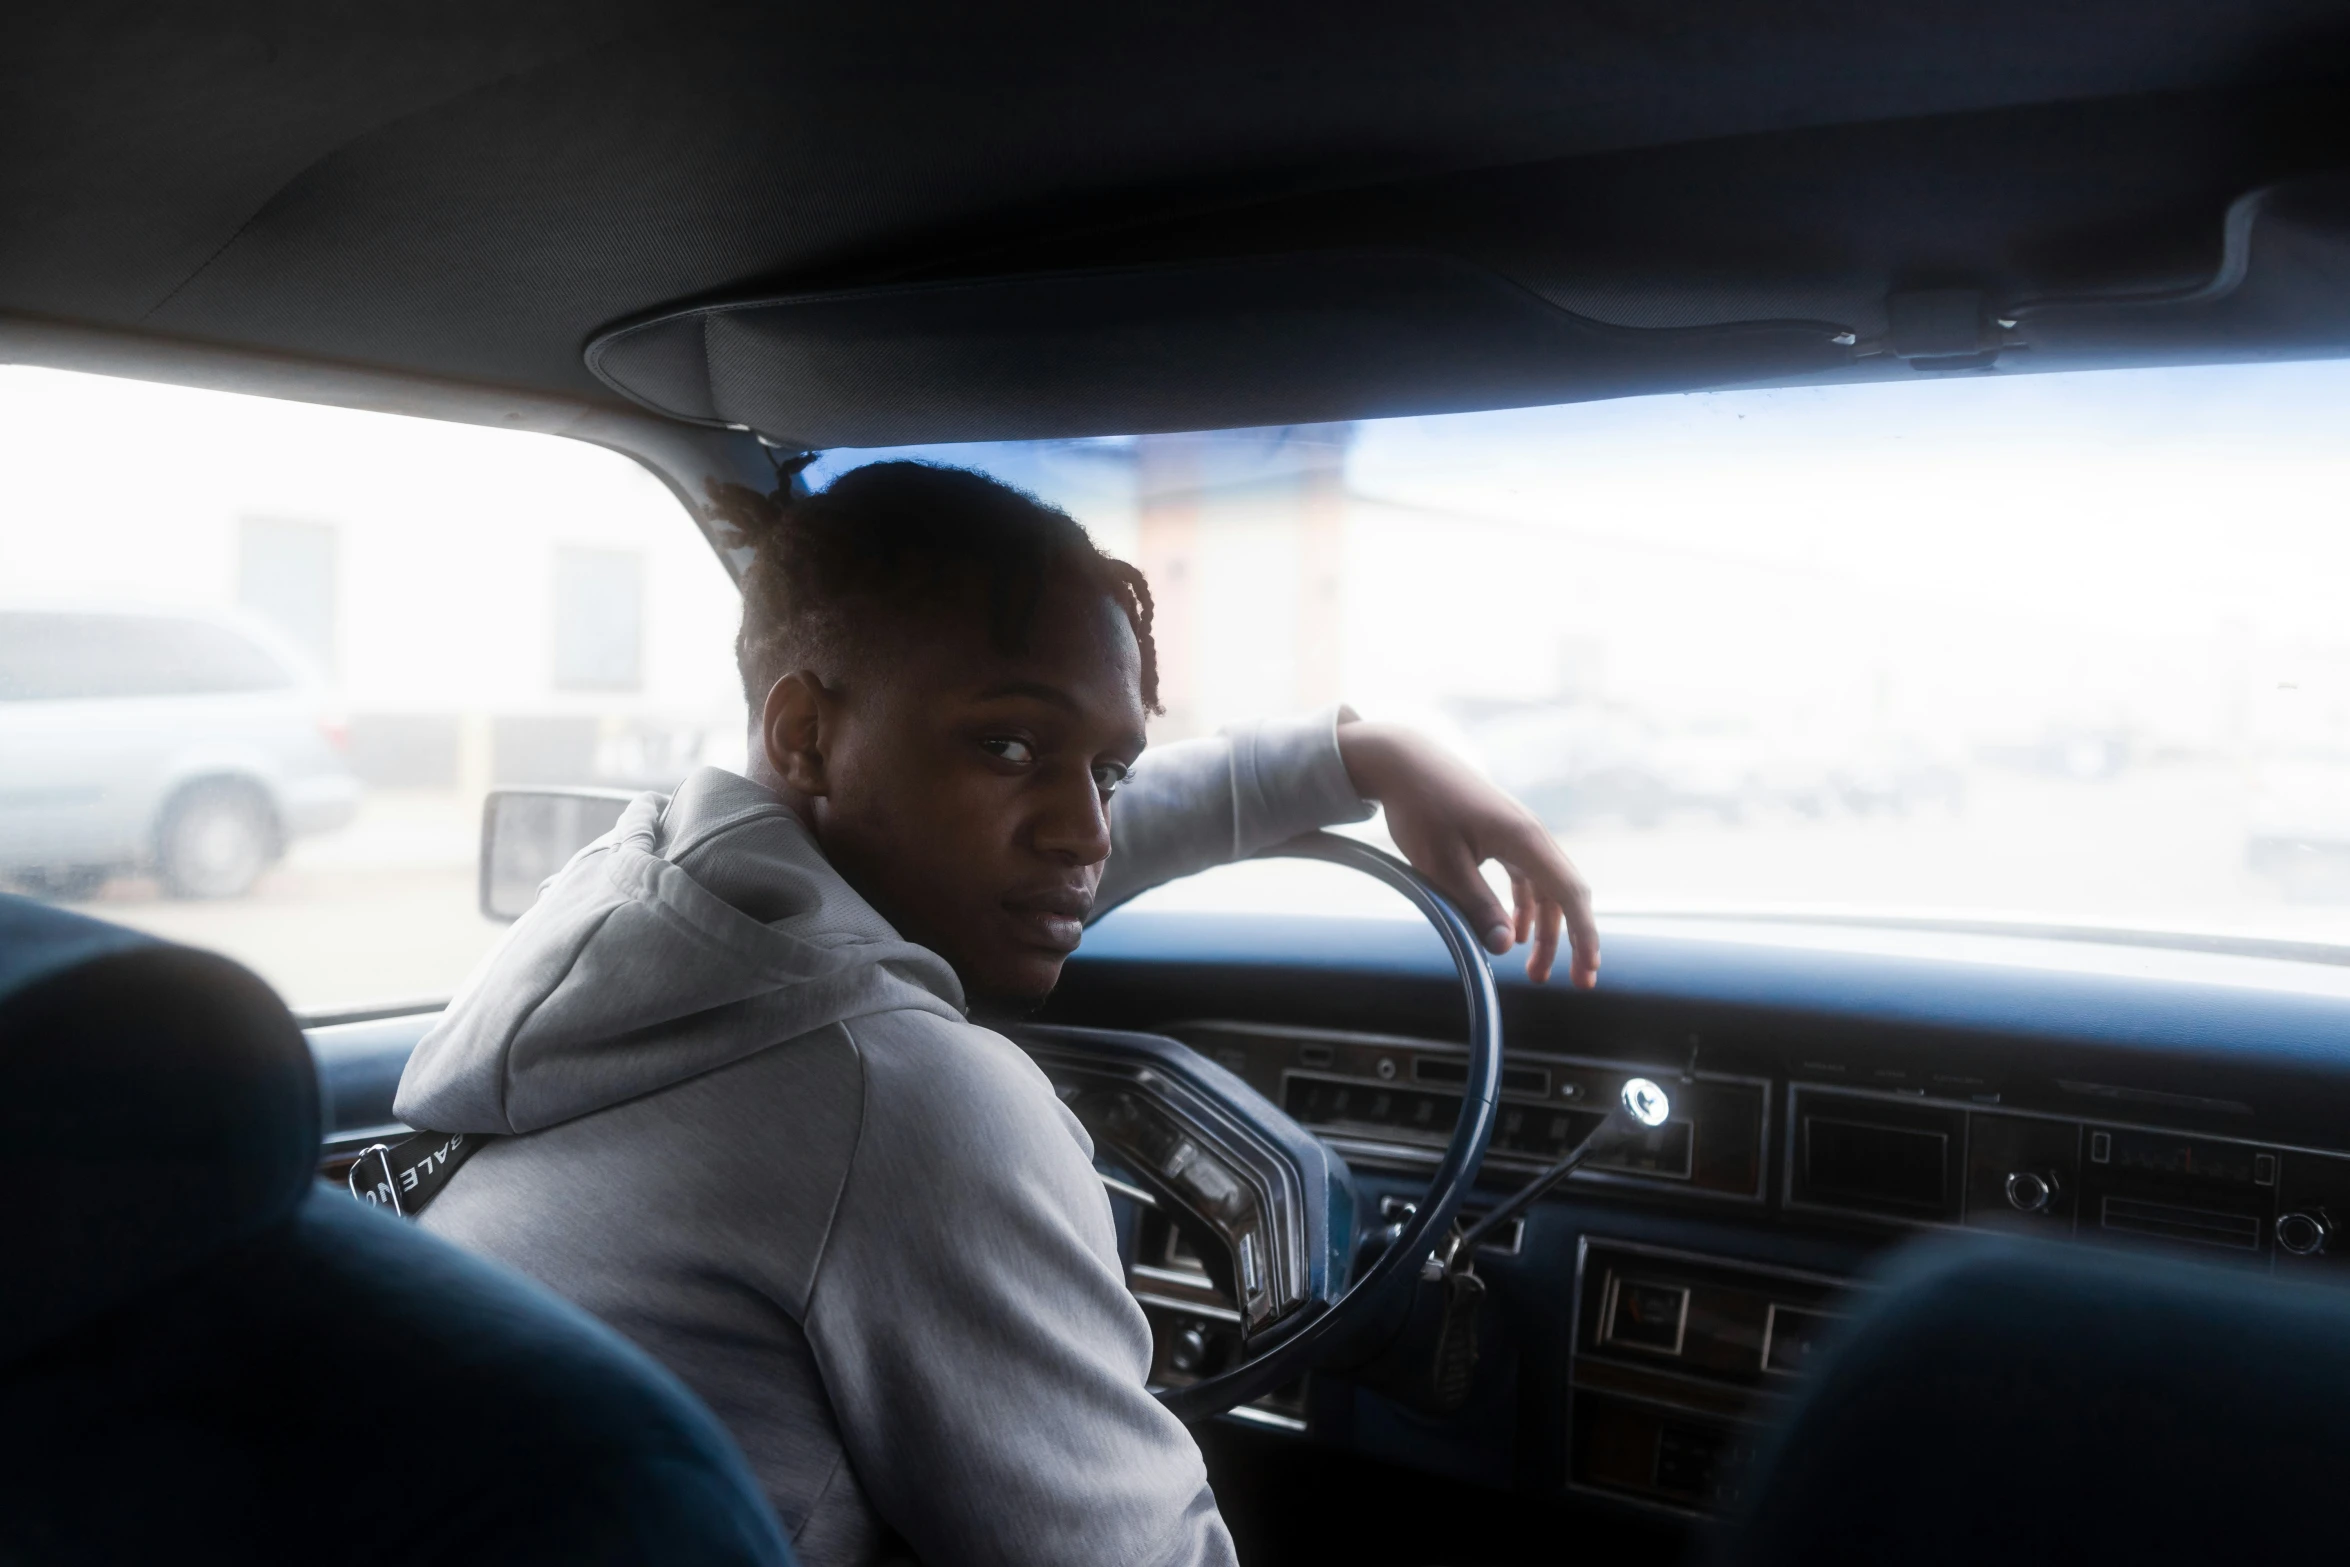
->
[1011,830,1503,1422]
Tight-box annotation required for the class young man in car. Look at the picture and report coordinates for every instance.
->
[396,461,1596,1567]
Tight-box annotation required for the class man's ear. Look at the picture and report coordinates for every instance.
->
[761,670,835,797]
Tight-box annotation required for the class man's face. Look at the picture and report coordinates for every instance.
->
[782,570,1148,1010]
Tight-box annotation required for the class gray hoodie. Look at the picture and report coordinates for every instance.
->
[395,711,1370,1567]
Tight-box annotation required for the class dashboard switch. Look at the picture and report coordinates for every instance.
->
[2277,1209,2331,1257]
[2004,1169,2058,1214]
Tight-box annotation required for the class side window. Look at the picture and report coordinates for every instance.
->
[0,612,74,699]
[0,364,741,1010]
[0,612,291,701]
[144,617,298,695]
[552,546,644,693]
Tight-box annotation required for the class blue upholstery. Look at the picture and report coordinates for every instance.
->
[0,898,318,1361]
[0,896,795,1566]
[1731,1236,2350,1565]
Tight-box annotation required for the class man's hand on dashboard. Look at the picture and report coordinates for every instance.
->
[1334,718,1600,989]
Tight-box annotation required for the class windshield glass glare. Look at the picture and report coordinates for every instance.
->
[7,360,2350,1011]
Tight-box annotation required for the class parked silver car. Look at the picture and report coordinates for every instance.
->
[0,607,360,898]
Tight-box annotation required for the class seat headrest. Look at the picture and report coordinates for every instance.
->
[0,897,318,1360]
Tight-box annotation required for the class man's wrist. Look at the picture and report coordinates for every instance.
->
[1333,716,1412,802]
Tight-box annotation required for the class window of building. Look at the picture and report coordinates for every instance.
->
[552,546,644,692]
[239,516,339,677]
[0,611,295,701]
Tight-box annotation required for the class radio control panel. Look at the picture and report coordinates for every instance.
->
[1569,1240,1849,1515]
[1785,1084,2350,1275]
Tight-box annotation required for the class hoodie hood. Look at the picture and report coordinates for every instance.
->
[396,768,966,1135]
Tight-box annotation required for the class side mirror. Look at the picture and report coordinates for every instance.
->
[478,788,637,921]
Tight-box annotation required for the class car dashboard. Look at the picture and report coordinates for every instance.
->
[305,907,2350,1531]
[1041,909,2350,1520]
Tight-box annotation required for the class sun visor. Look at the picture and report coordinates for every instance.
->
[2007,176,2350,366]
[583,251,1858,449]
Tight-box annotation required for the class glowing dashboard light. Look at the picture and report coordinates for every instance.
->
[1620,1077,1672,1129]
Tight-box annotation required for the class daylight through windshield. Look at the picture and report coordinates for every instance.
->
[6,361,2349,1009]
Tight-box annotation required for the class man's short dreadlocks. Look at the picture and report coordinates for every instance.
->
[707,459,1162,717]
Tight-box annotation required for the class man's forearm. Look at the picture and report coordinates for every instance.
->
[1093,706,1374,916]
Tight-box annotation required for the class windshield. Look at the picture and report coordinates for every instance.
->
[811,361,2350,947]
[7,360,2350,1012]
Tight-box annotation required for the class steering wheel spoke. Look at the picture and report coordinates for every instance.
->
[1012,1024,1351,1336]
[1012,831,1505,1423]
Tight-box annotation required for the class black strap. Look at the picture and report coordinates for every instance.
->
[347,1130,483,1217]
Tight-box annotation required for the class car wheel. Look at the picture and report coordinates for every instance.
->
[158,782,276,899]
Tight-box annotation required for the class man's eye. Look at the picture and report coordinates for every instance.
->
[1092,761,1131,798]
[981,737,1036,765]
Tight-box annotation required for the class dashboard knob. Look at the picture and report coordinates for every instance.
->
[1168,1323,1211,1374]
[2004,1169,2057,1214]
[2278,1209,2331,1257]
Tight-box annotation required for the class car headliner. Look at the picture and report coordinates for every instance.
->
[6,3,2350,464]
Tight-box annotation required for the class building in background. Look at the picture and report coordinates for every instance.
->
[831,426,1361,742]
[1135,425,1352,738]
[0,370,745,836]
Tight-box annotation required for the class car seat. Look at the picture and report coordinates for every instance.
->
[0,895,795,1566]
[1727,1233,2350,1565]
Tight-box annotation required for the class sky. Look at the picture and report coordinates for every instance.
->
[1352,361,2350,644]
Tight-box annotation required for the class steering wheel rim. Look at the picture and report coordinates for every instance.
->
[1153,830,1503,1422]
